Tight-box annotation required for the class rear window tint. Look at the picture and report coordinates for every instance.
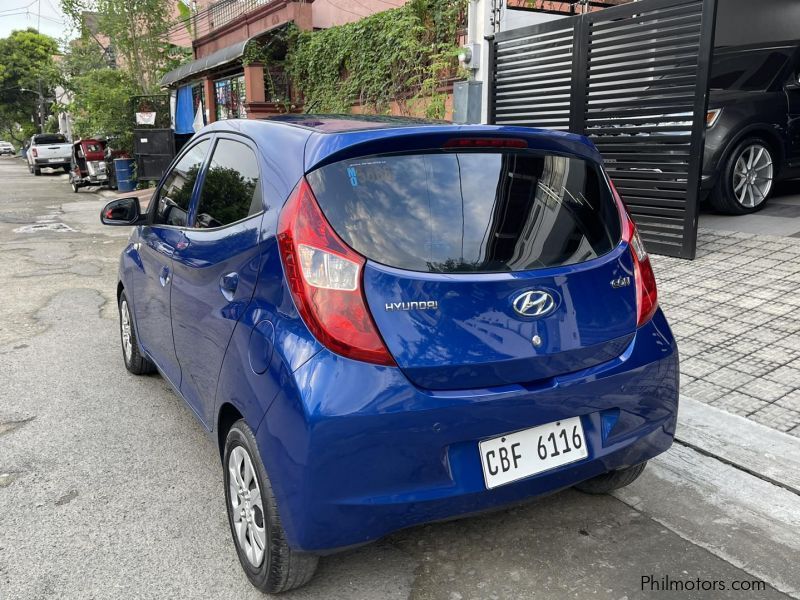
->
[307,151,621,273]
[34,134,66,144]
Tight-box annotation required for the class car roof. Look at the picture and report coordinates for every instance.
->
[197,115,602,185]
[262,113,447,133]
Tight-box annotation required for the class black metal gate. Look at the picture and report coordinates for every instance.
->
[489,0,718,259]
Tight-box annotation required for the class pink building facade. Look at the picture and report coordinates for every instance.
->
[162,0,409,125]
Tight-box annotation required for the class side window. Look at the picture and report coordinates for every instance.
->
[193,139,262,229]
[153,140,209,227]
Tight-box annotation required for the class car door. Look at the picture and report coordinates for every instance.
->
[170,135,265,426]
[787,55,800,168]
[131,138,211,387]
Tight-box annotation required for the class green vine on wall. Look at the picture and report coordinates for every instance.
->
[284,0,467,118]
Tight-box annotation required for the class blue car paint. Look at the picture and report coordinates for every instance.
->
[116,116,679,555]
[363,244,638,390]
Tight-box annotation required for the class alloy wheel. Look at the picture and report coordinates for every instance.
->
[120,299,133,363]
[732,144,773,209]
[228,445,266,568]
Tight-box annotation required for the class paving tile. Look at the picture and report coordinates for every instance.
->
[701,346,745,367]
[694,329,737,346]
[682,379,729,404]
[774,334,800,352]
[738,378,794,403]
[767,316,800,334]
[710,391,768,417]
[670,321,703,339]
[680,357,720,379]
[675,338,704,358]
[658,228,800,433]
[728,356,784,378]
[764,365,800,387]
[749,404,800,432]
[776,390,800,412]
[761,302,797,317]
[758,345,800,365]
[702,368,756,390]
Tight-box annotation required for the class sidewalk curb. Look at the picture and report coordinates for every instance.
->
[676,396,800,495]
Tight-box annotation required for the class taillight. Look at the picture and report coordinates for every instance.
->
[608,178,658,327]
[277,178,395,366]
[32,148,38,157]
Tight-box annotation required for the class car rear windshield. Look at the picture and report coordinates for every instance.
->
[306,150,621,274]
[33,134,67,144]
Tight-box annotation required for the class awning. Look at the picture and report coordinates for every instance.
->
[160,38,248,87]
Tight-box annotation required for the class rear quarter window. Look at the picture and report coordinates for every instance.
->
[306,151,620,274]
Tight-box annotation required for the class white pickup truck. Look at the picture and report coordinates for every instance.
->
[26,133,72,176]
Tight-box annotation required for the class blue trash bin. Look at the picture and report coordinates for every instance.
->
[114,158,137,192]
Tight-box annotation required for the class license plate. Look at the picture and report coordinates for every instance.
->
[48,158,63,163]
[479,417,588,489]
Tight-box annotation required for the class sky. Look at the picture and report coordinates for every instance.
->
[0,0,75,44]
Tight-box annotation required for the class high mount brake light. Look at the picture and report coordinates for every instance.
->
[443,138,528,149]
[608,178,658,327]
[277,178,395,366]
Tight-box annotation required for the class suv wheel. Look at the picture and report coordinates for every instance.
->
[33,166,41,176]
[711,137,775,214]
[118,290,156,375]
[224,420,318,593]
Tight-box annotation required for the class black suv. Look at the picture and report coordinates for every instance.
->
[703,42,800,214]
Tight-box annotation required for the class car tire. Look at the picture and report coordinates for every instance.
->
[710,137,776,215]
[71,182,80,193]
[224,420,319,594]
[118,290,156,375]
[34,166,41,176]
[574,461,647,494]
[63,165,70,173]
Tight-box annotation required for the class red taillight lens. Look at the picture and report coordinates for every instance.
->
[608,178,658,327]
[277,178,395,366]
[32,148,38,157]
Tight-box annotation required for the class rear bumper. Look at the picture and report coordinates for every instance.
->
[33,158,69,167]
[257,308,679,553]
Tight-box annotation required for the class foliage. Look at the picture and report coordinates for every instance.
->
[68,69,139,152]
[0,29,61,144]
[243,25,297,109]
[286,0,466,118]
[60,0,176,93]
[176,0,195,40]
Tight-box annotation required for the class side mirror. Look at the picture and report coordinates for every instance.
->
[101,197,144,226]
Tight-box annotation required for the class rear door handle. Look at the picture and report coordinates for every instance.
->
[220,272,239,301]
[159,265,171,287]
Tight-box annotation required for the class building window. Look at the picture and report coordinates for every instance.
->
[214,74,246,120]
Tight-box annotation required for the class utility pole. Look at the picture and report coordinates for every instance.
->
[37,81,45,133]
[21,87,48,133]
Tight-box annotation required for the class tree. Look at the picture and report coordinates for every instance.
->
[0,29,61,143]
[61,0,178,93]
[68,69,139,151]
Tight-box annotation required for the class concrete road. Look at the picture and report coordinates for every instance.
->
[1,156,798,600]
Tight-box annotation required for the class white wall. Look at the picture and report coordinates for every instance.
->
[501,8,564,31]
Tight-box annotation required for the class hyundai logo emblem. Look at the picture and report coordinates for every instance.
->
[512,290,557,318]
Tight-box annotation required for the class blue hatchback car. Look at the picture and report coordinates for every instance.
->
[101,115,678,593]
